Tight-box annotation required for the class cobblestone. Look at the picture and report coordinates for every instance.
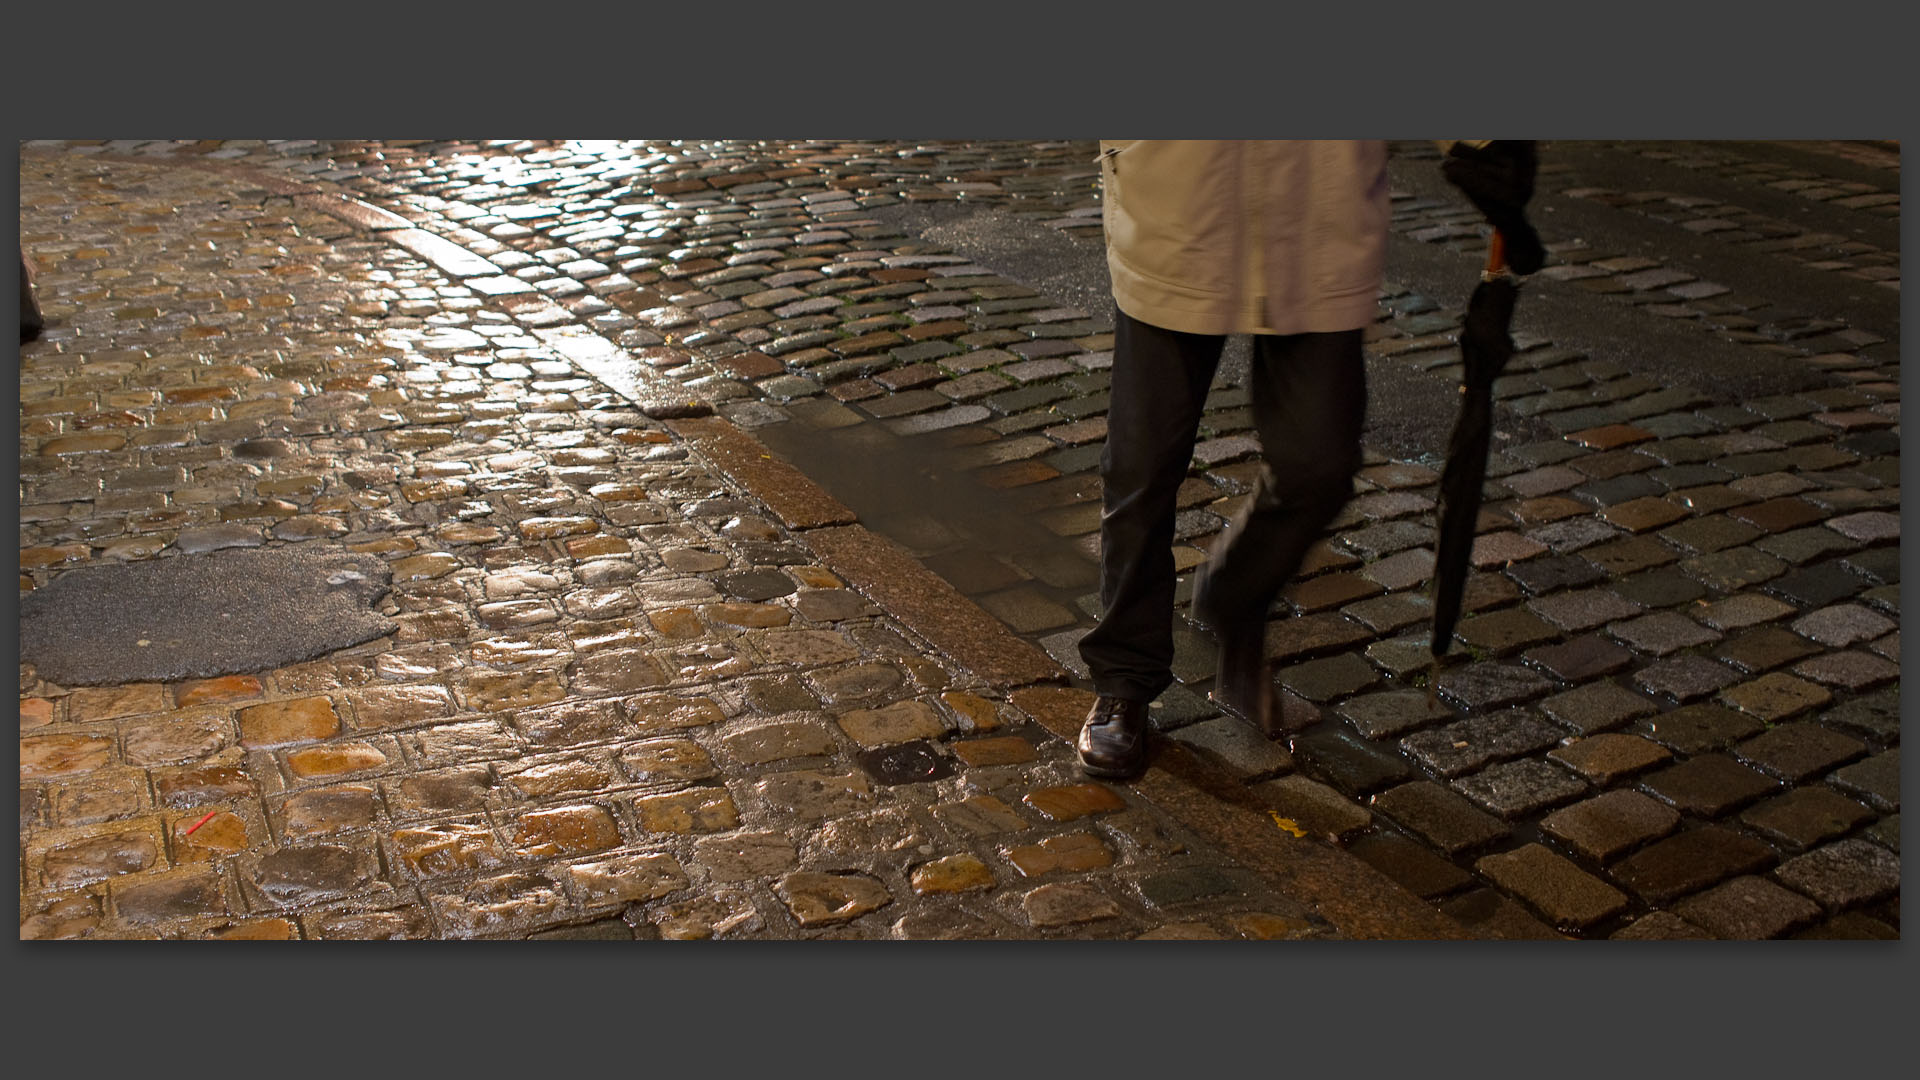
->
[1476,844,1628,930]
[1540,789,1681,862]
[1671,876,1823,939]
[1772,838,1900,910]
[1610,825,1777,903]
[17,138,1903,941]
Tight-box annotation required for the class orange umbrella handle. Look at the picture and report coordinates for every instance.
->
[1486,228,1507,276]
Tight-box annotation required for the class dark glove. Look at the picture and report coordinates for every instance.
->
[1442,140,1543,276]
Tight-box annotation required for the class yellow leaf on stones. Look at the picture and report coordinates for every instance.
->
[1269,813,1309,838]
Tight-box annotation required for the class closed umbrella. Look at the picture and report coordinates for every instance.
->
[1430,230,1521,660]
[1428,140,1540,666]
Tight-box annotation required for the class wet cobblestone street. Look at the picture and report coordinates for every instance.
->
[17,138,1901,940]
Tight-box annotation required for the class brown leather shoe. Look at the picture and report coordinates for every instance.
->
[1210,618,1279,738]
[1077,695,1151,779]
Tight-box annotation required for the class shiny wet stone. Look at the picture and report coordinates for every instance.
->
[1791,603,1894,647]
[1740,788,1877,852]
[1348,833,1476,899]
[1671,875,1822,939]
[1772,838,1900,911]
[1728,714,1858,772]
[1168,716,1294,779]
[1372,780,1511,855]
[693,832,796,884]
[1291,728,1412,795]
[751,770,874,823]
[1475,844,1627,930]
[1547,733,1671,783]
[776,871,891,927]
[1827,751,1899,812]
[1025,783,1126,822]
[1021,882,1124,928]
[20,546,394,685]
[1335,690,1453,739]
[1453,759,1589,819]
[1433,662,1556,712]
[1537,681,1660,735]
[1610,825,1777,903]
[1540,789,1681,862]
[1524,635,1633,682]
[1643,754,1781,816]
[909,854,996,895]
[1400,709,1564,778]
[719,568,796,600]
[246,841,381,908]
[1818,688,1901,742]
[1440,887,1566,940]
[1004,832,1114,877]
[112,869,229,926]
[1633,654,1743,702]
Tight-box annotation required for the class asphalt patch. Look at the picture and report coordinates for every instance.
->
[20,546,396,687]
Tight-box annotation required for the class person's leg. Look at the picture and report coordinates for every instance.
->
[1196,329,1367,730]
[1077,309,1224,702]
[1076,309,1222,777]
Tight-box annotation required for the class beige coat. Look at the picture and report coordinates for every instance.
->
[1099,140,1391,336]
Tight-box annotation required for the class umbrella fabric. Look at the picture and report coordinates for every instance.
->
[1430,270,1520,659]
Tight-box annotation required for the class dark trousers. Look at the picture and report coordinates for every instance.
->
[1077,309,1368,702]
